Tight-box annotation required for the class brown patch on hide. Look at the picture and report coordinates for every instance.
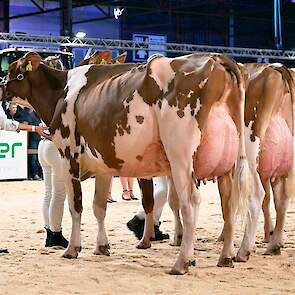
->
[72,179,83,213]
[136,155,143,161]
[135,115,144,124]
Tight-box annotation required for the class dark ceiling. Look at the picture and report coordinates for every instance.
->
[1,0,295,50]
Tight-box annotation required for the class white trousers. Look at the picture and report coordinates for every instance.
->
[136,177,168,225]
[38,139,66,232]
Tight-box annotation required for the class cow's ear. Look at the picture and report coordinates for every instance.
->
[79,57,91,66]
[88,51,103,64]
[112,52,127,64]
[21,52,41,72]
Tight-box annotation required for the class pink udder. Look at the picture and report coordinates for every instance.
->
[194,104,239,180]
[259,117,292,179]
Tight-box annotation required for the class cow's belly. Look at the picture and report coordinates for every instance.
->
[115,141,170,177]
[193,104,239,180]
[259,117,292,179]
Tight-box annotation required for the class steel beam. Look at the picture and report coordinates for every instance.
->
[0,0,9,32]
[30,0,44,11]
[0,32,294,60]
[60,0,72,37]
[0,1,91,21]
[73,16,113,25]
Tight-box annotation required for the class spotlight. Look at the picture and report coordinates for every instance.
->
[75,32,86,38]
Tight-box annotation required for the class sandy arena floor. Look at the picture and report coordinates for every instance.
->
[0,178,295,295]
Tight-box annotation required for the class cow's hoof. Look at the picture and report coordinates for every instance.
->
[94,245,110,256]
[234,251,250,262]
[264,245,281,256]
[62,246,81,259]
[136,239,151,249]
[217,257,234,268]
[169,262,189,275]
[169,235,182,247]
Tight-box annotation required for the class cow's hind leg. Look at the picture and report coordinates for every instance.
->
[137,179,154,249]
[235,173,265,262]
[262,181,274,243]
[169,171,199,275]
[93,174,112,256]
[167,176,183,246]
[217,171,235,267]
[265,177,289,255]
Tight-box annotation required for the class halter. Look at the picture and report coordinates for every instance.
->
[0,73,25,87]
[0,73,25,101]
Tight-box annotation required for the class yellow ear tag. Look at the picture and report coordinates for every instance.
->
[100,58,106,64]
[26,61,33,72]
[115,60,121,64]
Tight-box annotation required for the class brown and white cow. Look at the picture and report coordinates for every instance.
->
[229,63,295,262]
[3,52,249,274]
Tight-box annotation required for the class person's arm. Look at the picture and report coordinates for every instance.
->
[16,122,48,136]
[0,105,48,136]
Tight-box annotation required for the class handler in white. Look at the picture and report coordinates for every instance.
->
[38,134,68,248]
[37,56,68,248]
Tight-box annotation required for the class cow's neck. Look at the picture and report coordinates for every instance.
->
[27,64,67,126]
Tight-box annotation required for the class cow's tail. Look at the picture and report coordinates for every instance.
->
[217,54,252,220]
[274,65,295,200]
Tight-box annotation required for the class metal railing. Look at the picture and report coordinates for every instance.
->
[1,32,295,60]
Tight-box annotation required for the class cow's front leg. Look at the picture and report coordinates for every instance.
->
[167,177,183,247]
[93,174,112,256]
[136,179,154,249]
[61,159,83,259]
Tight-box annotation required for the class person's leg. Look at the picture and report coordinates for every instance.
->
[44,141,68,248]
[127,177,169,240]
[107,177,116,203]
[38,140,53,246]
[153,177,168,225]
[128,178,138,200]
[30,139,42,180]
[120,177,131,200]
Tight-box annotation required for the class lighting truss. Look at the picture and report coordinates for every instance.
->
[0,32,295,60]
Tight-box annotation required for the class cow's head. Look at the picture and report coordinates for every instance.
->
[4,52,41,102]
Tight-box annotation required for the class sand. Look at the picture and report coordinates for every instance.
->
[0,178,295,295]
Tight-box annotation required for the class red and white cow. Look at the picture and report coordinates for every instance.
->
[232,63,295,261]
[4,52,249,274]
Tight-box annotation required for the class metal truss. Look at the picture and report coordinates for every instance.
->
[0,32,295,60]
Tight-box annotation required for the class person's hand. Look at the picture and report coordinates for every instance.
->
[35,125,51,139]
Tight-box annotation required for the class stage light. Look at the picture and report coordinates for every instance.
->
[75,32,86,38]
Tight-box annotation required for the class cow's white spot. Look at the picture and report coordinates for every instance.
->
[149,57,175,94]
[187,90,194,98]
[271,63,283,68]
[113,91,160,176]
[198,78,208,89]
[156,98,202,192]
[245,121,260,171]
